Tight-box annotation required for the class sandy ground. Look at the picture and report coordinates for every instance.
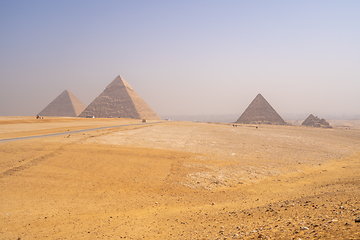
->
[0,117,161,140]
[0,117,360,239]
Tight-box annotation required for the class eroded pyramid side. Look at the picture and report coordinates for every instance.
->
[126,87,161,120]
[79,75,160,120]
[38,90,86,117]
[236,94,286,125]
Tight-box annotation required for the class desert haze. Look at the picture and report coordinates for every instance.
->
[1,117,360,239]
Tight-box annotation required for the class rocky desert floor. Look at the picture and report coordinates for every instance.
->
[0,117,360,239]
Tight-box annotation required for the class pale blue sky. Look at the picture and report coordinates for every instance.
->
[1,1,359,119]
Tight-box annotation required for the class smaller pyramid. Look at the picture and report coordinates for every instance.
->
[302,114,332,128]
[38,90,86,117]
[79,75,161,119]
[236,94,286,125]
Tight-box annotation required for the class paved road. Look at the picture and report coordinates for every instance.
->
[0,121,163,143]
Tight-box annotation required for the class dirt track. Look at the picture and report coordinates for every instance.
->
[1,117,360,239]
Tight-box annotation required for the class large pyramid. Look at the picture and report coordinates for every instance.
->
[79,75,161,119]
[236,94,286,125]
[38,90,86,117]
[302,114,332,128]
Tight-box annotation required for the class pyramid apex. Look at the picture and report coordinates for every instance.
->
[115,75,126,81]
[107,75,133,91]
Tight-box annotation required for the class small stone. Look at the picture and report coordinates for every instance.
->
[300,226,309,230]
[211,202,215,205]
[355,217,360,223]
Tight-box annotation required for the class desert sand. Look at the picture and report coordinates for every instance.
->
[1,117,360,239]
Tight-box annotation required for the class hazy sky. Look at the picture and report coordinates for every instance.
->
[1,1,359,119]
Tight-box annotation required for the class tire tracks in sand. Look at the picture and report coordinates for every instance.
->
[0,124,155,178]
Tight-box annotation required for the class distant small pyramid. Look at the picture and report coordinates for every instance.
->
[302,114,332,128]
[302,114,317,126]
[38,90,86,117]
[79,75,161,119]
[236,94,286,125]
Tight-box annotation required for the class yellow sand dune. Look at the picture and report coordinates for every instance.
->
[1,117,359,239]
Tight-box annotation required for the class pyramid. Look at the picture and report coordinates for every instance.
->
[79,75,161,120]
[302,114,317,126]
[236,94,286,125]
[38,90,86,117]
[302,114,332,128]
